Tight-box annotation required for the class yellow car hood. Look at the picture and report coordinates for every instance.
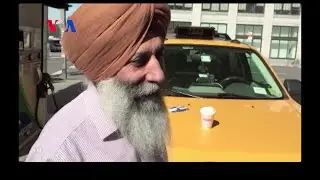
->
[164,96,301,162]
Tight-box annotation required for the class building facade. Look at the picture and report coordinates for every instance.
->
[168,3,301,67]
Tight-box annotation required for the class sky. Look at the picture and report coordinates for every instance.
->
[48,3,81,22]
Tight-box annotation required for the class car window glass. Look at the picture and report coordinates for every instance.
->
[163,45,284,99]
[245,52,283,97]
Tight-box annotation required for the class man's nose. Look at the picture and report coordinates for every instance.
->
[145,55,165,84]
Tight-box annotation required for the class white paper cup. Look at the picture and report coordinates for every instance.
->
[200,106,216,129]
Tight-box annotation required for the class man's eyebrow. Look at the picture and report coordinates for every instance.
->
[130,44,165,62]
[130,52,148,62]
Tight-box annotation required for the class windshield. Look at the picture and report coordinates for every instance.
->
[162,44,284,99]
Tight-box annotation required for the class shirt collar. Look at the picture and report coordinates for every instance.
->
[83,83,119,141]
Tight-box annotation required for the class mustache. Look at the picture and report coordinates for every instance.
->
[122,81,161,98]
[96,79,164,112]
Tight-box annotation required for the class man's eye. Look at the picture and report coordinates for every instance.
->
[132,57,147,67]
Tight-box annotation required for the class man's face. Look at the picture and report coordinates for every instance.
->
[115,32,165,85]
[95,32,170,162]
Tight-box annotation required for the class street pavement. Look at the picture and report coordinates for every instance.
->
[272,66,301,82]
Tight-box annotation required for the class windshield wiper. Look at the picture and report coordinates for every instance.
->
[169,89,201,98]
[217,93,254,99]
[253,81,271,88]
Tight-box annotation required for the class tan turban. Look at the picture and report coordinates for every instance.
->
[61,4,171,81]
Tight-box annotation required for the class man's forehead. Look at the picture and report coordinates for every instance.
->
[137,36,164,54]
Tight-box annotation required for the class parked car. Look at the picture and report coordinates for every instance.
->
[163,27,301,162]
[48,39,61,52]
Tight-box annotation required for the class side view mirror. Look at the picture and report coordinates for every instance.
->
[283,79,301,104]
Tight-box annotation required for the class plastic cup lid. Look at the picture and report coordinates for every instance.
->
[200,106,216,115]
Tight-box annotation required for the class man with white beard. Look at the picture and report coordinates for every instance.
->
[26,3,171,162]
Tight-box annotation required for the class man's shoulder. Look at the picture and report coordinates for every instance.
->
[25,90,95,161]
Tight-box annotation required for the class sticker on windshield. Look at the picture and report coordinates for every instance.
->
[253,87,267,95]
[182,46,194,49]
[198,74,208,78]
[201,55,211,62]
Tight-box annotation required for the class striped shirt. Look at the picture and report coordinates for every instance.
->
[25,83,138,162]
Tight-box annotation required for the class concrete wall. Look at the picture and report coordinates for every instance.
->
[19,4,43,28]
[170,3,301,67]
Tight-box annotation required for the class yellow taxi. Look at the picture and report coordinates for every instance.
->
[162,27,301,162]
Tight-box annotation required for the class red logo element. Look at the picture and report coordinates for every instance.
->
[47,20,59,32]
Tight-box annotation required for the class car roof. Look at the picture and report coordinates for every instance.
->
[165,38,254,50]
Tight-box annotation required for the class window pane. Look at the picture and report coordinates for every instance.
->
[168,3,174,6]
[211,3,220,11]
[202,3,211,10]
[220,3,228,11]
[177,22,191,27]
[272,26,280,37]
[287,41,297,59]
[253,39,262,51]
[238,3,246,10]
[253,26,262,36]
[201,23,210,27]
[176,3,183,7]
[168,22,174,31]
[168,21,175,33]
[290,27,298,37]
[244,38,253,45]
[237,38,246,43]
[236,25,245,35]
[274,3,283,10]
[279,40,288,58]
[280,27,289,37]
[245,25,254,35]
[210,24,218,30]
[270,40,279,58]
[292,3,300,8]
[255,6,264,13]
[218,24,227,33]
[283,3,291,10]
[184,4,193,8]
[246,4,255,13]
[291,7,300,15]
[256,3,264,6]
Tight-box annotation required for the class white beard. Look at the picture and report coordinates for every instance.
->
[95,78,170,162]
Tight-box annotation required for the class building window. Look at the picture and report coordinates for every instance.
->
[238,3,265,14]
[202,3,229,12]
[168,3,193,10]
[274,3,300,15]
[270,26,298,59]
[236,24,263,52]
[167,21,192,34]
[200,23,227,33]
